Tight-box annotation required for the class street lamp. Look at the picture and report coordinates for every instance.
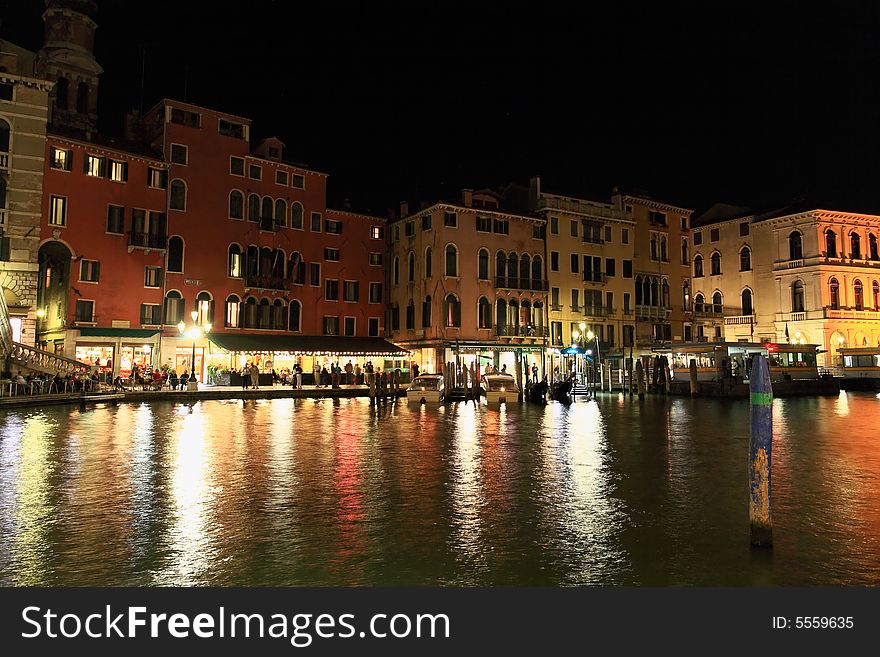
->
[586,329,601,395]
[178,309,211,391]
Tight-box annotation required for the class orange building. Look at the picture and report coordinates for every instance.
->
[387,189,548,387]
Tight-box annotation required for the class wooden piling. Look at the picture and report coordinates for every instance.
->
[635,359,646,399]
[689,360,698,397]
[749,353,773,548]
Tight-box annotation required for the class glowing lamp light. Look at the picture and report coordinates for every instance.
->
[143,344,152,353]
[572,330,580,341]
[177,321,186,334]
[190,310,198,322]
[579,322,586,332]
[36,308,46,318]
[587,330,595,341]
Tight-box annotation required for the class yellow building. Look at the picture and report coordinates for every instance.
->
[692,203,880,367]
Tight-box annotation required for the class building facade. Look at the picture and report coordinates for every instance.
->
[0,38,54,349]
[386,189,548,385]
[692,205,880,367]
[611,192,694,351]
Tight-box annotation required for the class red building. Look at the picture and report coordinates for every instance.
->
[33,3,403,383]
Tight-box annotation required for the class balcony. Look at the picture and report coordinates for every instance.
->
[536,196,621,220]
[0,153,8,170]
[495,325,549,338]
[128,231,167,251]
[494,276,549,291]
[582,235,604,245]
[549,304,563,312]
[584,306,615,318]
[723,314,756,325]
[245,274,289,291]
[582,271,607,284]
[823,306,880,320]
[692,307,723,319]
[636,305,671,319]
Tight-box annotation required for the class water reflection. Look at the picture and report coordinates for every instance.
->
[0,393,879,586]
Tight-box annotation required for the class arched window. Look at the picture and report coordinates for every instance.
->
[681,237,689,264]
[421,295,432,327]
[791,280,805,313]
[694,293,705,312]
[507,251,518,281]
[274,199,286,228]
[289,300,302,331]
[741,288,753,315]
[520,254,531,286]
[247,194,260,222]
[660,235,668,262]
[710,251,721,276]
[533,301,544,330]
[873,280,880,310]
[869,234,879,260]
[228,243,242,277]
[478,248,489,280]
[258,298,271,329]
[508,299,519,332]
[425,247,432,278]
[390,303,400,331]
[244,296,257,328]
[272,299,287,330]
[478,297,492,329]
[196,291,213,325]
[229,190,244,219]
[532,256,543,283]
[445,244,458,277]
[271,249,285,280]
[164,290,183,324]
[712,291,723,314]
[245,245,259,280]
[392,256,400,286]
[521,300,532,327]
[496,250,506,280]
[854,279,864,311]
[495,298,507,332]
[739,246,751,271]
[405,299,415,329]
[826,229,837,257]
[261,197,273,229]
[290,202,304,229]
[167,236,184,272]
[693,254,703,278]
[851,232,862,259]
[662,280,670,307]
[407,250,415,282]
[169,179,186,210]
[55,77,68,110]
[682,280,690,310]
[445,294,460,327]
[829,277,840,310]
[225,294,240,328]
[0,118,9,152]
[76,82,89,114]
[259,246,273,277]
[789,231,803,260]
[649,279,658,306]
[288,252,303,284]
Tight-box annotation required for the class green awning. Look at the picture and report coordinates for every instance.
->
[208,333,408,355]
[77,327,161,338]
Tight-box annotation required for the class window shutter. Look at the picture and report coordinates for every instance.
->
[0,236,10,261]
[209,300,215,324]
[83,154,90,174]
[93,261,100,281]
[102,157,109,178]
[122,162,129,182]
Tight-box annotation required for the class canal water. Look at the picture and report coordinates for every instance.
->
[1,392,878,586]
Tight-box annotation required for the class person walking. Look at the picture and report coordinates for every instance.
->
[354,362,362,385]
[532,363,538,383]
[344,360,354,385]
[249,362,260,389]
[412,362,420,379]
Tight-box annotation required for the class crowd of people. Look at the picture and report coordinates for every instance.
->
[1,369,101,396]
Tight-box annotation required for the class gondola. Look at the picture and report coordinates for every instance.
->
[549,378,573,405]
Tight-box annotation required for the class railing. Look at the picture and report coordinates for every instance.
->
[0,153,8,170]
[536,196,621,219]
[790,312,806,321]
[582,235,604,245]
[259,216,279,232]
[788,259,803,268]
[494,325,549,338]
[693,308,723,318]
[7,341,91,375]
[635,305,669,319]
[494,276,549,291]
[724,315,755,325]
[570,305,581,313]
[129,231,167,249]
[549,304,563,312]
[584,306,615,317]
[582,271,607,284]
[245,274,289,291]
[823,307,880,320]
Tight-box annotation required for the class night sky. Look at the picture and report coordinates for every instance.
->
[3,1,880,217]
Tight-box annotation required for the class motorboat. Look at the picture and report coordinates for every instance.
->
[480,373,520,404]
[405,374,445,403]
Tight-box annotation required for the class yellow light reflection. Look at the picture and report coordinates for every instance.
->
[449,402,486,576]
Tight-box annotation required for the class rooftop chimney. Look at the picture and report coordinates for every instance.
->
[399,201,409,217]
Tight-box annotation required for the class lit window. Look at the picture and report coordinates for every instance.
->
[49,195,67,226]
[50,147,72,171]
[85,154,104,177]
[79,259,100,282]
[109,160,127,182]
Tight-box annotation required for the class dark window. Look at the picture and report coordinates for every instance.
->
[323,316,339,336]
[710,228,720,242]
[170,144,187,165]
[229,157,244,175]
[369,283,383,303]
[740,247,751,271]
[789,231,804,260]
[406,303,415,329]
[324,248,340,261]
[219,120,245,138]
[325,219,342,234]
[445,244,458,276]
[55,77,68,110]
[169,179,186,210]
[693,255,703,278]
[369,253,383,266]
[248,164,261,180]
[710,252,721,276]
[422,214,432,230]
[76,81,90,112]
[623,260,633,278]
[343,281,359,302]
[444,211,457,227]
[170,108,200,127]
[289,301,301,331]
[167,236,184,272]
[291,203,303,229]
[605,258,615,277]
[0,83,11,101]
[325,279,339,301]
[493,219,509,234]
[75,299,94,322]
[140,304,162,325]
[476,216,491,232]
[79,260,100,282]
[693,231,703,246]
[405,221,415,236]
[570,220,578,237]
[309,263,320,286]
[478,249,489,280]
[311,212,322,232]
[551,251,559,271]
[550,217,559,234]
[570,253,579,273]
[739,222,750,236]
[106,205,124,234]
[368,317,379,337]
[229,191,243,219]
[292,174,305,189]
[343,316,356,336]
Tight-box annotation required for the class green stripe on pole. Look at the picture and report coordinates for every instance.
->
[750,391,773,405]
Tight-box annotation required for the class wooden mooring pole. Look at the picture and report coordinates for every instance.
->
[749,353,773,548]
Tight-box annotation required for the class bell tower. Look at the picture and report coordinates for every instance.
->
[35,0,103,134]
